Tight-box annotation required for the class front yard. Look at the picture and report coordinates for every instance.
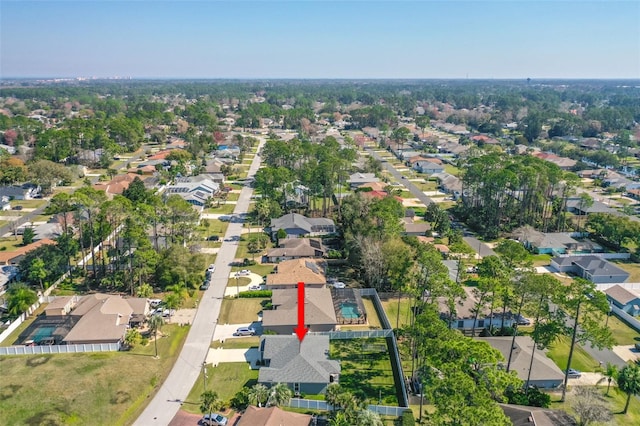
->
[0,324,189,426]
[218,297,268,324]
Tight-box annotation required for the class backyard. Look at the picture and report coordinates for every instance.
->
[330,338,399,406]
[0,324,189,426]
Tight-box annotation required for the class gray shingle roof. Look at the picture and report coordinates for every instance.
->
[263,288,337,327]
[605,284,640,305]
[258,335,340,384]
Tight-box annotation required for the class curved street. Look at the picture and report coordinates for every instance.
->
[134,138,265,425]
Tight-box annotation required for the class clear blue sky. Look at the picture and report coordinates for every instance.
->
[1,1,639,79]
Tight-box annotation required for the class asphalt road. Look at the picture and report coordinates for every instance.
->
[462,236,497,259]
[363,146,435,206]
[134,138,265,426]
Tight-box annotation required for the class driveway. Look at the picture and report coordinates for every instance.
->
[612,345,640,363]
[213,323,263,341]
[224,272,264,297]
[206,347,260,368]
[568,372,607,386]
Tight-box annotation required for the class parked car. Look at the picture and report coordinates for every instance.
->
[206,235,220,241]
[332,282,346,289]
[248,284,261,291]
[234,327,256,336]
[515,315,531,326]
[566,368,581,378]
[200,281,210,290]
[634,343,640,351]
[201,413,228,426]
[162,309,176,317]
[207,264,216,272]
[148,299,162,307]
[238,269,250,276]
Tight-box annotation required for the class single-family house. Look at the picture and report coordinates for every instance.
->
[262,287,337,334]
[0,184,41,200]
[438,286,515,331]
[431,172,462,198]
[605,285,640,316]
[164,175,220,207]
[402,218,431,236]
[511,226,579,255]
[237,406,312,426]
[413,160,445,175]
[265,259,326,289]
[550,255,630,284]
[63,294,134,345]
[269,213,335,240]
[258,335,341,395]
[500,404,577,426]
[480,336,564,388]
[0,238,56,266]
[264,238,326,263]
[347,173,379,189]
[93,173,142,197]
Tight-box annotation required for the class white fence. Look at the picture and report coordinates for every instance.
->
[553,252,631,260]
[0,299,41,344]
[611,305,640,333]
[596,282,640,292]
[0,342,120,356]
[287,399,409,416]
[309,329,394,339]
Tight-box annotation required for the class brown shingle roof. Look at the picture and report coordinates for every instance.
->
[0,238,56,264]
[237,406,311,426]
[266,259,326,287]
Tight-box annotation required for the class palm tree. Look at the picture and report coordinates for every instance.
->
[596,363,618,396]
[324,383,342,412]
[617,363,640,414]
[148,314,164,358]
[6,284,38,317]
[200,390,222,422]
[266,382,293,407]
[328,411,350,426]
[248,384,269,407]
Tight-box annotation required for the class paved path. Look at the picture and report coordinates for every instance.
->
[134,137,265,426]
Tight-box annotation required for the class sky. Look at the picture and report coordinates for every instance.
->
[1,0,639,79]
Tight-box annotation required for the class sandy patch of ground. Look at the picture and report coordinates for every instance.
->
[612,345,640,363]
[167,309,196,325]
[199,248,219,254]
[206,347,260,368]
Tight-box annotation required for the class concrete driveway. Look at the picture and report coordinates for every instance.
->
[224,272,264,297]
[213,323,263,341]
[612,345,640,363]
[206,347,260,368]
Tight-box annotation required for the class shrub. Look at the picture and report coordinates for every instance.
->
[239,290,272,298]
[400,410,415,426]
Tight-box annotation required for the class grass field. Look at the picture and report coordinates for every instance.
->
[0,237,25,252]
[549,386,640,426]
[203,203,236,215]
[607,314,640,346]
[211,336,260,349]
[0,324,189,426]
[381,297,414,329]
[330,338,398,405]
[546,335,599,373]
[184,362,258,414]
[218,298,267,324]
[361,297,383,329]
[612,260,640,282]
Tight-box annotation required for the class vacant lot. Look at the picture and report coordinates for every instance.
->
[218,298,267,324]
[0,324,189,426]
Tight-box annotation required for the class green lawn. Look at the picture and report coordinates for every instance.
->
[199,219,230,238]
[0,237,25,252]
[218,298,267,324]
[611,260,640,282]
[361,297,383,329]
[211,336,260,349]
[11,199,48,209]
[0,324,189,426]
[381,297,414,329]
[330,338,398,405]
[546,335,599,373]
[607,314,640,346]
[184,363,258,413]
[549,386,640,426]
[203,203,236,215]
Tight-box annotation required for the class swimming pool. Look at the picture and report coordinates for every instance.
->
[32,326,56,343]
[340,302,360,319]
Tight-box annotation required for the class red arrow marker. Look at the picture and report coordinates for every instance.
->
[294,281,309,342]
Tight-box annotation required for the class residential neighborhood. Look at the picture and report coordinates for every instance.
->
[1,77,640,426]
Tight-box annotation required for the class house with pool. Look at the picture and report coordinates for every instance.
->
[262,288,337,334]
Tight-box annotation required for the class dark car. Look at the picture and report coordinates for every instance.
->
[566,368,581,378]
[200,281,210,290]
[207,235,219,241]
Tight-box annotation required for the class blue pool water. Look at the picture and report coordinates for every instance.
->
[340,302,360,319]
[33,326,55,343]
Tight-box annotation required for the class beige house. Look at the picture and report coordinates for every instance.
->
[62,294,149,345]
[237,406,312,426]
[265,238,326,263]
[262,288,337,334]
[45,296,78,316]
[265,258,327,289]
